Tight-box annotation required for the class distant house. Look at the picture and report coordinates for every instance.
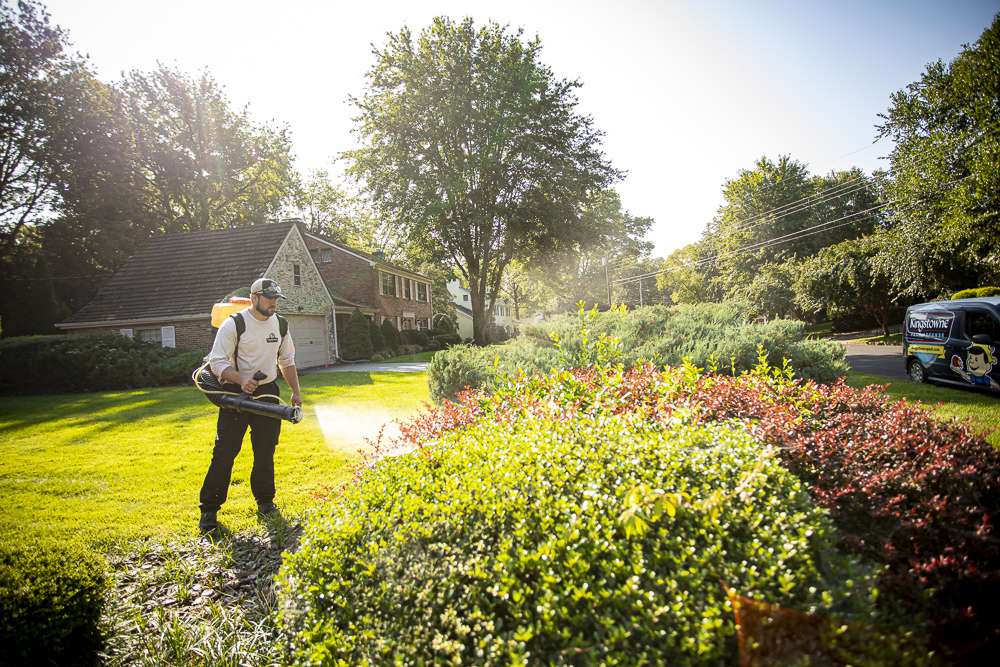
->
[446,279,515,341]
[56,222,433,367]
[303,233,433,338]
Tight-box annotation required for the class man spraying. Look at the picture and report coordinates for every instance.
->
[199,277,303,533]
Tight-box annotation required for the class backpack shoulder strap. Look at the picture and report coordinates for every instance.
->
[229,312,246,370]
[276,314,288,339]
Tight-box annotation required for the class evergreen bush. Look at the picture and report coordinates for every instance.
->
[0,540,108,665]
[340,309,374,361]
[368,318,386,352]
[380,318,400,351]
[428,303,848,401]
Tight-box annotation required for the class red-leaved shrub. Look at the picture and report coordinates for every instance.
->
[375,362,1000,661]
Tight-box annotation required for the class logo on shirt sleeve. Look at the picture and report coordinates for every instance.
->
[266,333,279,343]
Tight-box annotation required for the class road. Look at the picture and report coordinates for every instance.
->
[842,343,905,379]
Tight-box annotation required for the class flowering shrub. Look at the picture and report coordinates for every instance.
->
[395,357,1000,661]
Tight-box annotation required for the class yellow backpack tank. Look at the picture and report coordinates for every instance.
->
[210,297,252,328]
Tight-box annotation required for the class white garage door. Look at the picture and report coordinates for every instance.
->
[284,315,329,369]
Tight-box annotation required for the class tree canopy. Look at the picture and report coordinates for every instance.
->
[346,17,620,343]
[874,13,1000,299]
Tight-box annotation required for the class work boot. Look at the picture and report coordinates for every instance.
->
[199,510,219,533]
[257,502,278,517]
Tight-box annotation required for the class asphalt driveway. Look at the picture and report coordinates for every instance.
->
[842,343,905,379]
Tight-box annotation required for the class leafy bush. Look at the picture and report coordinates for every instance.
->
[400,346,1000,661]
[396,344,422,356]
[279,410,886,664]
[341,309,374,361]
[368,318,386,352]
[0,540,108,665]
[399,329,430,348]
[427,344,498,402]
[431,316,456,335]
[380,319,400,351]
[428,303,847,401]
[952,286,1000,299]
[0,333,204,393]
[485,323,510,343]
[433,332,462,349]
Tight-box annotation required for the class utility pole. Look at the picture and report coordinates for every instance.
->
[604,257,612,307]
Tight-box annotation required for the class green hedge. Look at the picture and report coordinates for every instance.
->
[0,540,108,665]
[951,286,1000,299]
[341,308,374,361]
[277,414,883,664]
[0,333,204,394]
[428,303,847,401]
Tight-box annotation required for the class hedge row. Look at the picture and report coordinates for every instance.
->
[279,416,893,665]
[427,303,847,401]
[0,333,204,393]
[402,357,1000,662]
[0,540,108,665]
[951,286,1000,299]
[277,357,947,664]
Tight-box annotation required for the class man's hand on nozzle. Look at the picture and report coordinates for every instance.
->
[291,391,302,407]
[242,377,259,394]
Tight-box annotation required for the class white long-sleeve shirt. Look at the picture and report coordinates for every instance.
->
[208,311,295,385]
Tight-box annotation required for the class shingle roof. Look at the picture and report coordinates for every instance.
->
[61,223,295,324]
[303,230,430,280]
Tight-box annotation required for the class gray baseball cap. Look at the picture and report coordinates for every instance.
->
[250,277,286,299]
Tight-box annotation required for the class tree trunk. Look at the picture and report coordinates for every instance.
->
[468,274,488,346]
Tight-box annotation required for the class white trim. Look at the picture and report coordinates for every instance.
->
[56,313,210,329]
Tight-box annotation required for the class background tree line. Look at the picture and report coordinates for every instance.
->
[610,14,999,333]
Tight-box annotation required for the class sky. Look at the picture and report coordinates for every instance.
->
[42,0,1000,258]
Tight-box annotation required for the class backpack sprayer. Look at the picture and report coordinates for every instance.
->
[191,296,303,424]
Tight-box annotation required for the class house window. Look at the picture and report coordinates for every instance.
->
[381,272,396,297]
[320,248,333,263]
[417,282,428,302]
[403,279,412,300]
[137,328,161,344]
[463,294,469,302]
[402,318,414,330]
[417,319,428,330]
[293,264,301,286]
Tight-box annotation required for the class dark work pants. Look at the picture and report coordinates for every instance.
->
[199,381,281,512]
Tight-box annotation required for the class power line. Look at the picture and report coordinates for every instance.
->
[612,171,974,289]
[612,203,888,286]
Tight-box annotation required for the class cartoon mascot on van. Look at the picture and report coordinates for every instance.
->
[950,342,1000,390]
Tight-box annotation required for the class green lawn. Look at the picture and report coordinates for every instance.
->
[847,371,1000,447]
[0,371,431,548]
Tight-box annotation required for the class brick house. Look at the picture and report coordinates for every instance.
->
[301,232,433,337]
[56,222,434,366]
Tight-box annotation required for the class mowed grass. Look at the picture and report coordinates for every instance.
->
[847,371,1000,448]
[0,371,431,549]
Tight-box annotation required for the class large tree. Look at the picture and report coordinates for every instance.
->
[0,0,77,252]
[701,158,881,300]
[120,65,297,233]
[795,235,897,335]
[541,189,654,312]
[874,13,1000,299]
[347,17,620,344]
